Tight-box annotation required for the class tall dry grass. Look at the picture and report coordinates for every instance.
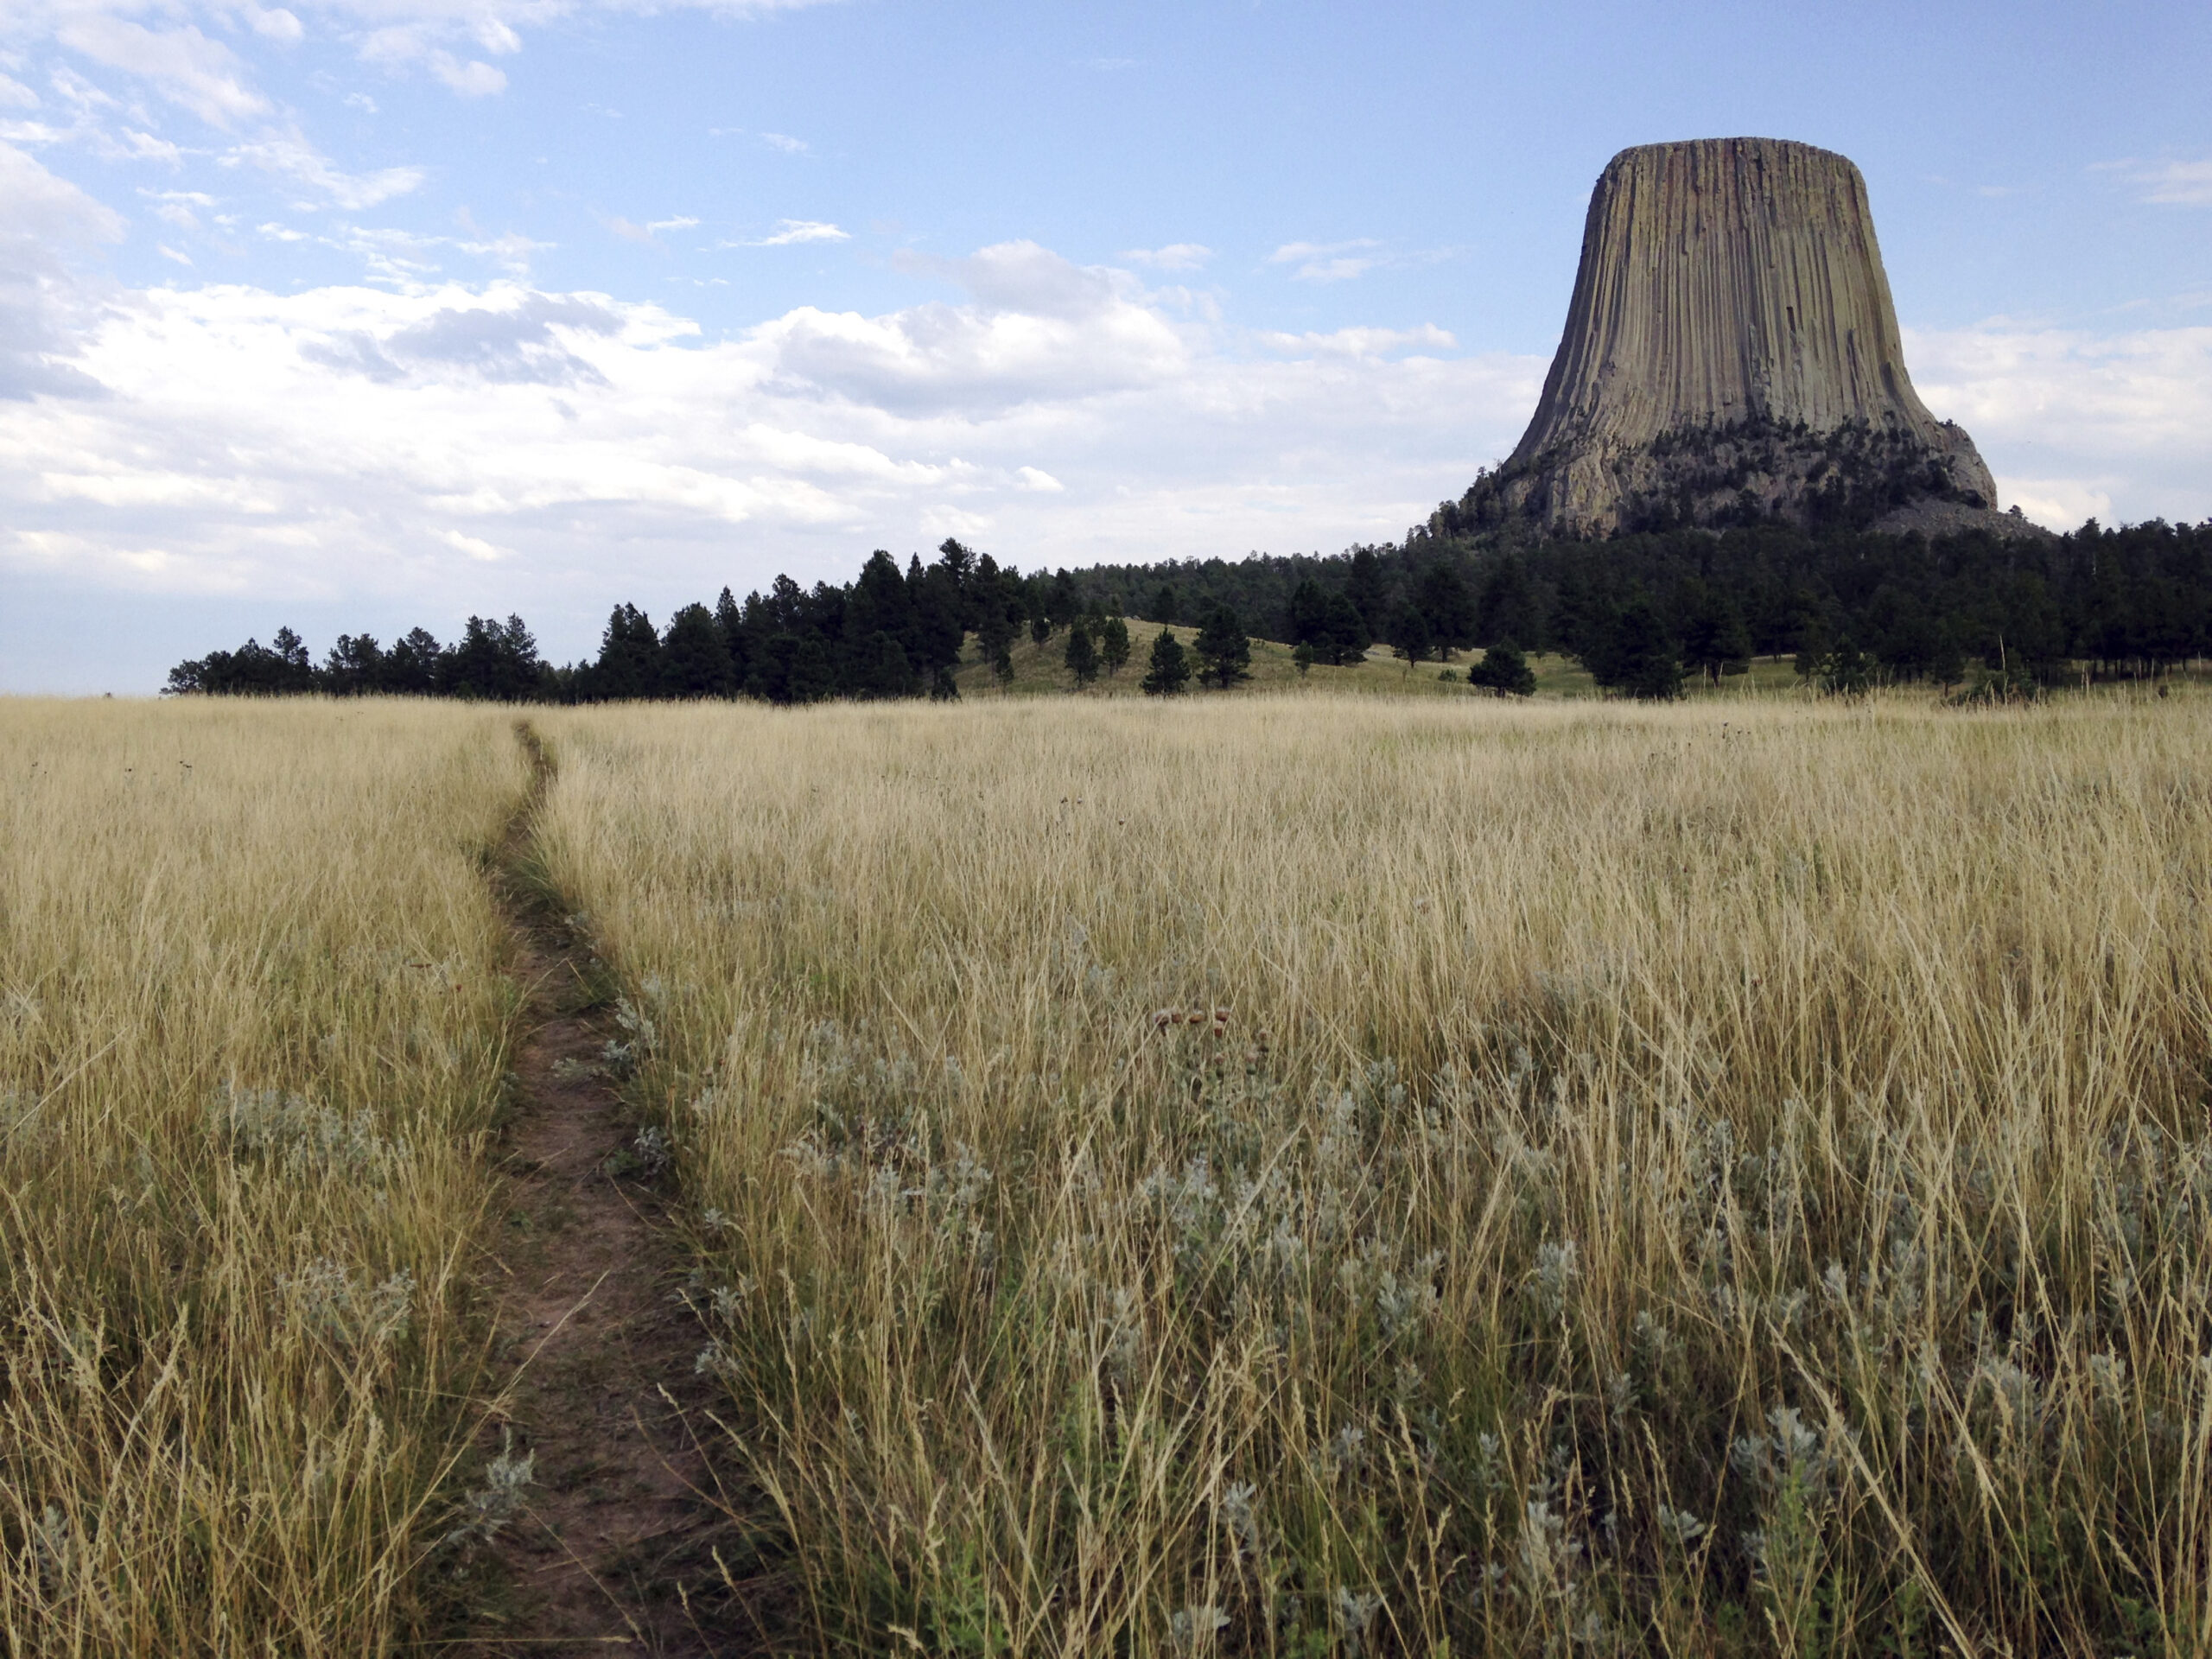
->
[536,690,2212,1656]
[0,698,528,1655]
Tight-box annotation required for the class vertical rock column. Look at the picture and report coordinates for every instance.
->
[1491,137,1996,535]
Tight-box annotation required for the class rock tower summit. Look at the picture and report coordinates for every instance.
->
[1465,137,2012,537]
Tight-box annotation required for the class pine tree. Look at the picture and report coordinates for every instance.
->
[386,628,443,695]
[977,598,1017,676]
[492,614,546,702]
[1819,635,1878,696]
[1793,613,1833,683]
[1345,546,1389,638]
[1930,626,1966,689]
[1680,582,1753,682]
[1192,604,1251,689]
[1417,563,1477,652]
[1141,628,1191,696]
[1596,595,1681,700]
[1320,591,1369,664]
[1469,639,1536,696]
[271,626,312,680]
[661,603,736,697]
[323,633,385,696]
[785,633,835,703]
[1065,619,1100,686]
[1047,570,1082,631]
[1099,615,1131,677]
[592,604,662,700]
[1288,579,1329,649]
[714,586,748,685]
[1388,604,1432,669]
[857,632,918,699]
[1476,559,1541,649]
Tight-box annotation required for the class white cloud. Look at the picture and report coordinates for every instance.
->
[647,215,699,234]
[16,0,842,113]
[1998,477,2113,531]
[115,130,186,165]
[0,77,39,111]
[2133,159,2212,207]
[458,227,547,274]
[473,17,523,56]
[1268,238,1383,283]
[225,134,425,209]
[1259,324,1457,358]
[1907,321,2212,527]
[1,141,128,248]
[0,250,1545,656]
[0,140,124,398]
[1120,242,1211,271]
[323,219,442,278]
[753,218,847,245]
[442,528,508,561]
[157,243,193,264]
[248,8,306,45]
[760,131,808,154]
[54,16,265,127]
[428,52,505,97]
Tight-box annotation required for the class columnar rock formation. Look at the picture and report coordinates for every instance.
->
[1459,137,2015,538]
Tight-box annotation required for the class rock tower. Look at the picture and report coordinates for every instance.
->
[1460,137,2014,538]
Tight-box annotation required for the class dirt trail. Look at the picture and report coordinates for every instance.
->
[462,726,745,1656]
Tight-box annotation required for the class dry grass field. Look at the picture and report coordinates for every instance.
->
[0,699,527,1654]
[532,690,2212,1657]
[8,687,2211,1656]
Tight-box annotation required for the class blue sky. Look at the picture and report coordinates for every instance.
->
[3,0,2209,691]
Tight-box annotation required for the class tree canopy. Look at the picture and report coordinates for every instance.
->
[168,514,2212,704]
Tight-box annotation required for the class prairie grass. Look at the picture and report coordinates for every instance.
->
[534,690,2212,1656]
[0,698,528,1655]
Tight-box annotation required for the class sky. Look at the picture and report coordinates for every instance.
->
[2,0,2209,693]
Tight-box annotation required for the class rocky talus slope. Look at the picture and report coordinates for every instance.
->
[1462,137,2027,538]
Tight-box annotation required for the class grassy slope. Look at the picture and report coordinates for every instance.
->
[952,618,1808,701]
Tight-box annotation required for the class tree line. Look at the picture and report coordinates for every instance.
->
[165,540,1260,703]
[1060,515,2212,696]
[168,515,2212,704]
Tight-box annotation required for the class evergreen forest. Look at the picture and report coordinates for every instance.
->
[166,514,2212,702]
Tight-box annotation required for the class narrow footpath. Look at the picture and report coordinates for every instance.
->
[464,727,746,1656]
